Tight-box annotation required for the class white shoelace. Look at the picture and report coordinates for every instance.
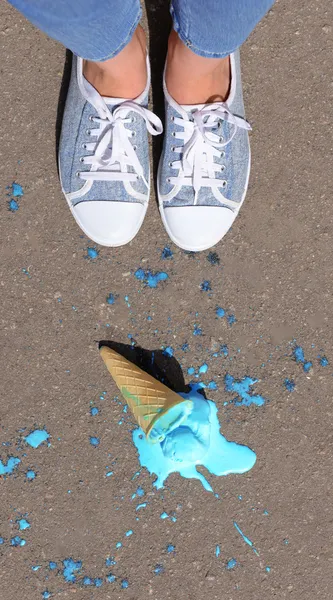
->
[78,90,162,188]
[167,103,251,205]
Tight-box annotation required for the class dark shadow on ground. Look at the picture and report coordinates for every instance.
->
[145,0,172,184]
[55,50,72,165]
[99,340,187,393]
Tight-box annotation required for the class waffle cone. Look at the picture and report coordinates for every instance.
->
[100,346,188,437]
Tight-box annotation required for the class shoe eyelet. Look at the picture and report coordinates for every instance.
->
[171,146,176,152]
[220,165,225,172]
[88,115,94,122]
[131,117,136,123]
[219,136,224,143]
[168,162,173,167]
[82,143,87,149]
[171,132,176,137]
[131,131,136,138]
[79,157,84,163]
[222,180,227,188]
[75,171,80,178]
[171,116,175,122]
[136,175,140,180]
[167,177,171,183]
[133,145,137,151]
[86,129,91,136]
[220,151,225,158]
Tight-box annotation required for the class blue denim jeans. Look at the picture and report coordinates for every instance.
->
[9,0,274,61]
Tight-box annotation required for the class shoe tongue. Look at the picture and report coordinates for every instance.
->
[103,95,128,107]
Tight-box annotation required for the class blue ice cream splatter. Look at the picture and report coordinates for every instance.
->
[216,307,225,318]
[106,293,116,305]
[227,314,236,326]
[160,512,169,520]
[226,558,237,570]
[303,361,312,373]
[224,374,266,407]
[62,558,82,583]
[10,536,26,547]
[215,545,220,557]
[90,407,99,416]
[24,429,49,448]
[106,557,116,567]
[207,252,220,265]
[121,579,129,588]
[107,574,116,583]
[163,346,174,358]
[0,537,4,544]
[18,519,30,531]
[49,561,57,570]
[125,530,133,537]
[319,356,329,367]
[161,246,173,260]
[11,183,24,197]
[116,542,122,549]
[200,280,211,292]
[0,456,21,476]
[233,522,258,555]
[42,591,51,599]
[136,502,147,510]
[198,363,208,375]
[193,324,202,336]
[293,346,305,363]
[167,544,175,553]
[89,436,100,447]
[8,199,19,212]
[154,564,164,575]
[133,385,256,492]
[284,379,295,392]
[26,470,36,480]
[86,247,99,260]
[266,566,271,572]
[208,381,218,390]
[135,269,169,288]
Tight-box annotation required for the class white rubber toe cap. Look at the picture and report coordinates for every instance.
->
[72,201,147,247]
[161,205,237,252]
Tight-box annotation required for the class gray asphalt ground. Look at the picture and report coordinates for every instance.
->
[1,1,333,598]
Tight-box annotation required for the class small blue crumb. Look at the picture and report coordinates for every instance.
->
[283,539,289,545]
[303,361,312,373]
[167,544,175,553]
[106,293,116,305]
[187,367,195,376]
[86,247,99,260]
[12,182,24,197]
[121,579,129,588]
[160,512,168,520]
[226,558,237,570]
[10,536,26,547]
[106,557,116,567]
[147,315,152,321]
[0,538,5,545]
[220,344,229,357]
[319,356,329,367]
[200,280,211,292]
[154,564,164,575]
[215,545,220,558]
[83,577,92,586]
[24,429,49,448]
[227,314,236,326]
[31,565,41,571]
[89,436,100,447]
[18,518,30,531]
[193,324,202,336]
[284,378,295,392]
[135,268,169,288]
[293,346,305,363]
[265,566,271,572]
[198,363,208,375]
[8,199,19,212]
[207,251,220,265]
[95,578,103,587]
[90,407,99,416]
[0,456,21,476]
[163,346,174,358]
[116,542,122,549]
[125,530,133,537]
[216,307,225,318]
[263,510,269,516]
[26,470,36,480]
[136,502,147,511]
[107,574,116,583]
[208,380,218,390]
[161,246,173,260]
[42,591,51,599]
[181,343,189,351]
[136,486,144,497]
[49,561,57,570]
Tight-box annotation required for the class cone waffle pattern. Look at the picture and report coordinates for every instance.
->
[100,347,185,434]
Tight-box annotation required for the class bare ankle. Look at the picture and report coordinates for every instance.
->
[83,25,147,98]
[166,30,230,104]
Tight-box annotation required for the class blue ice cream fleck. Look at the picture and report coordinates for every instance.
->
[132,385,256,492]
[11,536,26,547]
[24,429,49,448]
[226,558,237,570]
[0,456,21,476]
[161,246,173,260]
[8,199,19,212]
[26,470,36,480]
[62,558,82,583]
[106,293,116,305]
[284,379,295,392]
[200,280,211,292]
[86,247,99,260]
[11,183,24,197]
[18,519,30,531]
[163,346,174,358]
[224,374,266,407]
[319,356,329,367]
[293,346,305,363]
[216,307,225,318]
[89,436,100,447]
[135,268,169,288]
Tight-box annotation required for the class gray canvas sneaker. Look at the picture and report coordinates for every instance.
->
[157,49,251,252]
[59,55,162,247]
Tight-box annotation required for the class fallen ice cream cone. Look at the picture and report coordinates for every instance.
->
[100,346,193,443]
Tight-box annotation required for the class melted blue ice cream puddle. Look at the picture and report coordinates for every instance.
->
[132,385,256,492]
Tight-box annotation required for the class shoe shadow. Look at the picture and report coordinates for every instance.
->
[99,340,187,394]
[55,49,72,170]
[144,0,172,189]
